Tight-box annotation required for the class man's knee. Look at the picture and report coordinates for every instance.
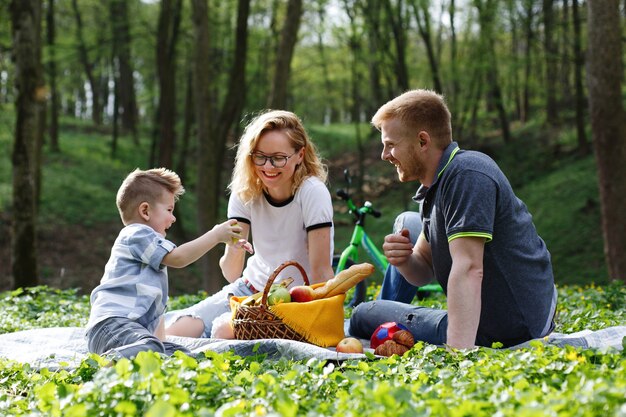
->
[393,212,422,245]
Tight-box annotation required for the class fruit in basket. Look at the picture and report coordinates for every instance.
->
[289,285,315,302]
[312,263,375,299]
[370,321,409,349]
[335,337,364,354]
[267,286,291,305]
[240,291,263,306]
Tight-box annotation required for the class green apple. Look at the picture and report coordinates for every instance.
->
[267,286,291,305]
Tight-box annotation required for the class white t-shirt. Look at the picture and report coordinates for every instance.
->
[228,176,334,290]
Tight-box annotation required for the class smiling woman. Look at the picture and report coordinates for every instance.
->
[164,110,336,339]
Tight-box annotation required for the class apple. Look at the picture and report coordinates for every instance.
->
[335,337,364,354]
[289,285,315,302]
[267,286,291,305]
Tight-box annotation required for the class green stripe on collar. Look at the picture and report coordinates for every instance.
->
[437,146,460,178]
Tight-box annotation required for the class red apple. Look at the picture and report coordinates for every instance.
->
[289,285,315,302]
[336,337,364,354]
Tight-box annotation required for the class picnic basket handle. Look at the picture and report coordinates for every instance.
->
[260,260,310,308]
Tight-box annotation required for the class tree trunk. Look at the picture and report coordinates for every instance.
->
[449,0,460,130]
[177,68,193,186]
[70,0,102,126]
[192,0,250,293]
[111,55,120,159]
[361,0,385,118]
[382,0,410,92]
[587,0,626,282]
[315,1,334,123]
[572,0,589,155]
[344,0,365,199]
[10,0,43,288]
[475,0,510,143]
[267,0,302,109]
[506,0,521,121]
[410,0,443,94]
[543,0,559,126]
[46,0,59,152]
[155,0,182,169]
[110,0,138,144]
[191,0,214,292]
[521,0,534,123]
[559,0,572,109]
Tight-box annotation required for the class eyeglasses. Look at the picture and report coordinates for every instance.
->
[250,151,298,168]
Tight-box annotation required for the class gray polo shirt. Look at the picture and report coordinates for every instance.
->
[415,142,557,347]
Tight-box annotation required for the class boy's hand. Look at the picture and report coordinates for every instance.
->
[215,220,253,254]
[213,219,242,242]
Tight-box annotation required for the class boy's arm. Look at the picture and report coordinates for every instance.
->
[162,220,245,268]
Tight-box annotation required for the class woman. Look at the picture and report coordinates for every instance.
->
[165,110,335,338]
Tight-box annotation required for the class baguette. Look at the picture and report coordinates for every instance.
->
[313,263,375,299]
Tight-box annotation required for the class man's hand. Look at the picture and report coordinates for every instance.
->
[382,229,414,267]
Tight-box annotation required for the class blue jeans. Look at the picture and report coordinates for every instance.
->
[350,300,449,345]
[377,211,421,303]
[351,211,449,345]
[87,317,191,359]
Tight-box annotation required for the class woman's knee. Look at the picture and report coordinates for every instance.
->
[165,316,205,338]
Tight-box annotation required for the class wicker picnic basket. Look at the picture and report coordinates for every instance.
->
[231,260,345,346]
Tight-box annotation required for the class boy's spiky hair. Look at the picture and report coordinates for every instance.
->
[116,168,185,224]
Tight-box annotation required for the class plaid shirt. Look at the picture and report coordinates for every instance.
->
[86,223,175,334]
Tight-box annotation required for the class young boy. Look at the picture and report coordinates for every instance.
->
[85,168,252,359]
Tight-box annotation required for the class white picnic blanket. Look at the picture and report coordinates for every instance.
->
[0,326,368,369]
[0,324,623,370]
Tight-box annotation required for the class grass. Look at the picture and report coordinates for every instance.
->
[0,284,624,416]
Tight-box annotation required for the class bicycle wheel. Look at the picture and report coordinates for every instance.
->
[332,255,366,308]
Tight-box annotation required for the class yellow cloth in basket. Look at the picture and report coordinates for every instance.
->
[230,283,346,347]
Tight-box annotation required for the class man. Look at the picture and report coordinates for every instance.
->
[350,89,557,349]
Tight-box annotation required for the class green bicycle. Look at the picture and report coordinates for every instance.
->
[333,169,442,307]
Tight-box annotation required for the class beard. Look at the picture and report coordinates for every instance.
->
[396,156,425,183]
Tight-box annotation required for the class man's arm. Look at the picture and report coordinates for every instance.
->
[446,236,485,349]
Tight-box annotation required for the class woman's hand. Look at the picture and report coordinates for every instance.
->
[231,238,254,254]
[220,221,251,282]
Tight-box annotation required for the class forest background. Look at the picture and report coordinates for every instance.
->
[1,0,625,296]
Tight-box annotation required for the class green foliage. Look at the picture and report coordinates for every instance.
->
[0,285,624,416]
[516,156,607,284]
[308,122,376,159]
[0,286,89,333]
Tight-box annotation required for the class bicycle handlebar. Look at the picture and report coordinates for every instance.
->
[336,188,382,223]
